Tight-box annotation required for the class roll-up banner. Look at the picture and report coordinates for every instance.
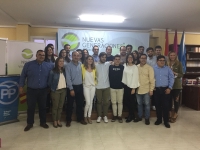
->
[0,40,6,75]
[57,29,149,54]
[7,41,45,75]
[0,75,20,125]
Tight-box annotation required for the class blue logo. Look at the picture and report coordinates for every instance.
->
[0,81,19,105]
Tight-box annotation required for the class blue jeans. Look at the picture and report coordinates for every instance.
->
[136,93,150,119]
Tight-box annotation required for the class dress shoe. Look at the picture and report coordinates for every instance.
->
[154,120,162,125]
[40,123,49,129]
[53,124,57,128]
[87,117,92,124]
[66,121,71,127]
[80,120,87,125]
[164,123,170,128]
[134,117,142,122]
[126,116,133,123]
[24,124,33,131]
[145,119,150,125]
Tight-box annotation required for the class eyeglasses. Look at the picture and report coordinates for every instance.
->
[94,49,99,50]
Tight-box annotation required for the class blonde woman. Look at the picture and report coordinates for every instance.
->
[81,55,97,124]
[167,51,183,123]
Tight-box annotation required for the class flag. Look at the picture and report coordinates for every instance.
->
[178,31,186,73]
[165,29,169,56]
[173,30,178,53]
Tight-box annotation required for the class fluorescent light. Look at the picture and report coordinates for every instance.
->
[79,14,125,23]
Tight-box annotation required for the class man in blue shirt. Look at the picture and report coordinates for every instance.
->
[153,55,174,128]
[65,51,87,127]
[19,50,52,131]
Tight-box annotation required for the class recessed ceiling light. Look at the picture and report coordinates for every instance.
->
[79,14,125,23]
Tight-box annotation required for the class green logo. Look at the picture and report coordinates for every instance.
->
[22,49,33,59]
[61,32,80,51]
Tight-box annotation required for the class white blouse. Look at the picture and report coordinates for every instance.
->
[122,64,140,88]
[57,73,66,90]
[84,71,95,86]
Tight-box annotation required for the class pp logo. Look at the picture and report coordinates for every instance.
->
[22,49,33,59]
[61,32,80,51]
[0,81,19,105]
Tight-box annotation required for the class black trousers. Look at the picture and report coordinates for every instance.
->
[154,87,170,123]
[123,84,136,118]
[26,87,47,125]
[66,84,84,122]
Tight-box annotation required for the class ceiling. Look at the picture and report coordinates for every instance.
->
[0,0,200,32]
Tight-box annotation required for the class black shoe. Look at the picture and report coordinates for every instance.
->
[80,120,87,125]
[40,123,49,129]
[145,119,150,125]
[24,124,33,131]
[154,120,162,125]
[164,123,170,128]
[111,116,117,122]
[126,116,133,123]
[134,117,142,122]
[66,121,71,127]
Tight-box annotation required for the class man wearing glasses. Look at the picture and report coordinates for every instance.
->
[136,54,155,125]
[19,50,53,131]
[153,55,174,128]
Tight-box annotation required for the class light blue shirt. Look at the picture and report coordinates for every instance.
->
[96,62,110,89]
[147,56,157,67]
[92,54,99,63]
[65,61,82,90]
[153,65,174,89]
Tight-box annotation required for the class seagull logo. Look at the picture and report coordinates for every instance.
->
[22,49,33,59]
[61,32,80,51]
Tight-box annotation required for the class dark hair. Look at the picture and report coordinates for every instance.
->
[132,50,140,65]
[155,45,162,50]
[92,45,99,51]
[120,46,126,51]
[157,55,165,61]
[138,46,144,50]
[47,43,54,48]
[114,54,121,59]
[146,47,154,52]
[106,46,112,50]
[36,50,44,54]
[83,49,89,54]
[83,55,95,70]
[76,49,85,63]
[126,45,133,50]
[126,53,135,65]
[44,45,55,63]
[53,57,65,73]
[64,44,70,49]
[139,54,147,59]
[59,49,70,63]
[99,52,107,58]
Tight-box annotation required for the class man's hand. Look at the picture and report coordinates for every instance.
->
[70,90,75,97]
[19,87,24,94]
[149,91,153,96]
[165,88,171,94]
[131,89,135,95]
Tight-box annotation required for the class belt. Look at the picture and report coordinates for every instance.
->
[27,87,47,90]
[156,87,168,89]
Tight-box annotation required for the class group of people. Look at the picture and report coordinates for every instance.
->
[19,43,183,132]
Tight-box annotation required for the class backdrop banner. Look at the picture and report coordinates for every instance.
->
[0,40,7,75]
[7,41,45,75]
[57,29,149,55]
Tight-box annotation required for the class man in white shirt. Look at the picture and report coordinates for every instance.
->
[96,52,111,123]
